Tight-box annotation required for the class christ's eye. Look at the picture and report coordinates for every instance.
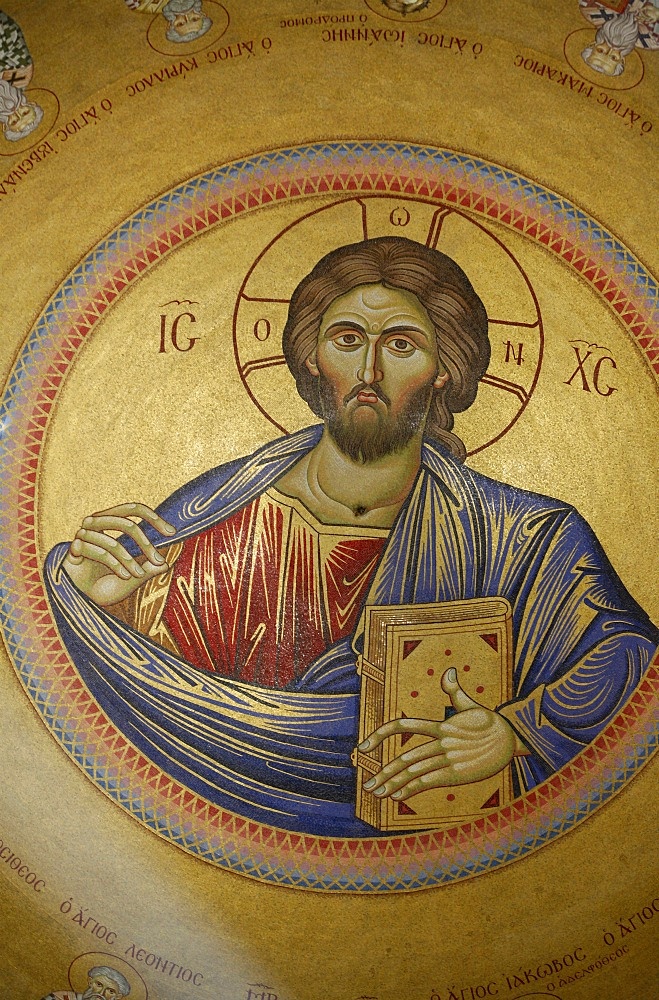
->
[334,331,361,347]
[386,336,416,354]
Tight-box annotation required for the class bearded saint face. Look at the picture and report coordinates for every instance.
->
[582,41,625,75]
[309,283,446,463]
[82,966,130,1000]
[82,971,128,1000]
[171,10,204,35]
[5,101,37,133]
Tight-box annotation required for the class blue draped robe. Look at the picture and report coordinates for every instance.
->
[44,427,658,836]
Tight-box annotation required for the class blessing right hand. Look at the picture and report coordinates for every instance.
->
[63,503,177,607]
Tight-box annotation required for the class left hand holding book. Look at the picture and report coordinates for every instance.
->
[358,667,525,801]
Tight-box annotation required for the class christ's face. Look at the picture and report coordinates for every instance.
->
[306,283,447,461]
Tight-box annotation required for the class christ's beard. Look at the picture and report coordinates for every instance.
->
[318,375,433,464]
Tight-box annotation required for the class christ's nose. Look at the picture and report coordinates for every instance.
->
[357,339,383,385]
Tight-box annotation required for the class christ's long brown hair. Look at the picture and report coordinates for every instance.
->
[282,236,490,461]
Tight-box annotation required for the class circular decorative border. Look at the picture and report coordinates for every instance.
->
[0,141,657,892]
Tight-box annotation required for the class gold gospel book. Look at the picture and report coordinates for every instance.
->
[355,598,514,831]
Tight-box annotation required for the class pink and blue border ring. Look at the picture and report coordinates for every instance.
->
[0,141,657,892]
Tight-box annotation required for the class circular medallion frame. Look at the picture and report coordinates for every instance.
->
[563,28,645,90]
[146,0,229,57]
[0,87,60,157]
[68,953,148,1000]
[0,141,657,892]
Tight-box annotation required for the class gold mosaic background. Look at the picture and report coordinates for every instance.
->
[0,1,657,997]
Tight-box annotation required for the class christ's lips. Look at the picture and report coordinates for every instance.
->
[344,384,390,406]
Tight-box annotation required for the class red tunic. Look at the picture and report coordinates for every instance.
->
[159,489,387,688]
